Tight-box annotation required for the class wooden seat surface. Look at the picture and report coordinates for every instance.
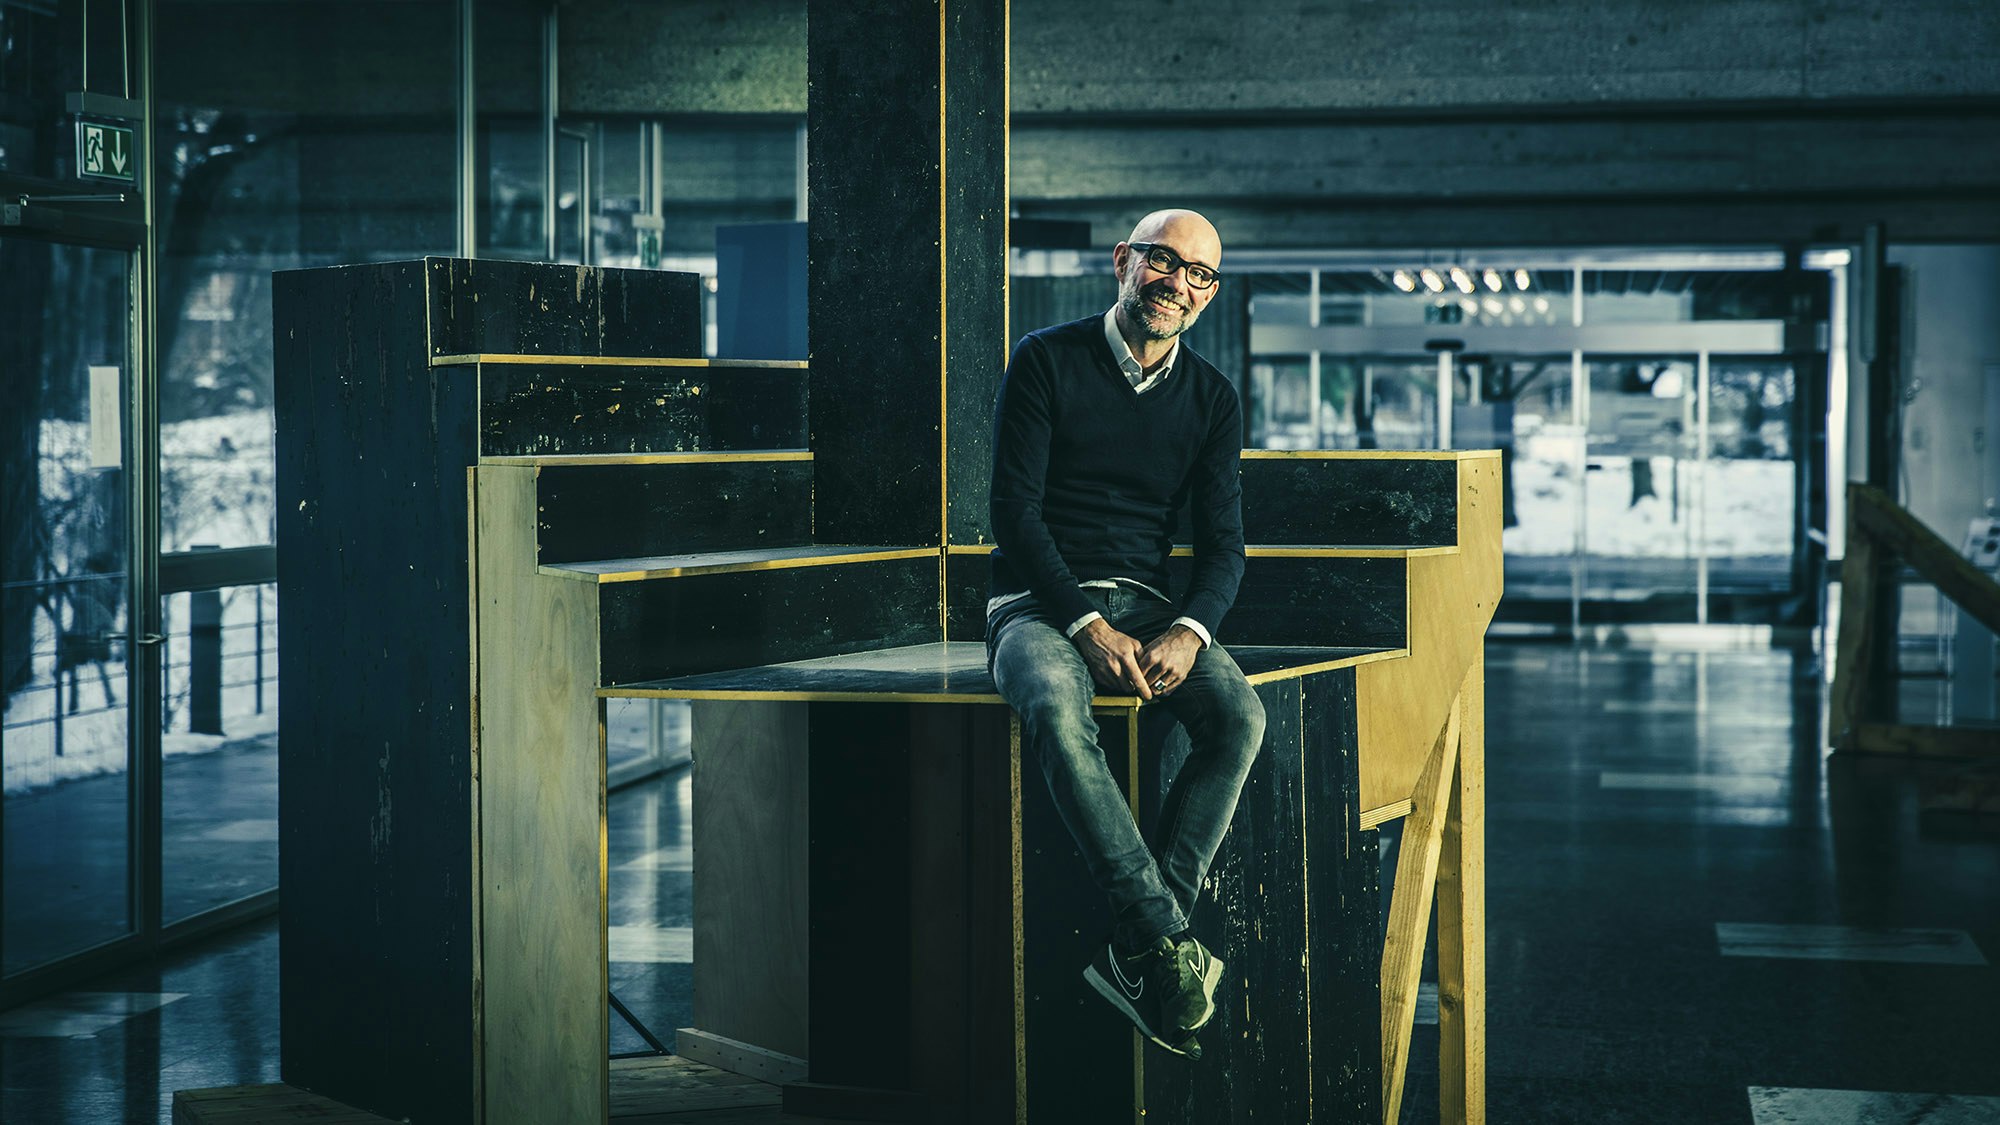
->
[600,640,1404,704]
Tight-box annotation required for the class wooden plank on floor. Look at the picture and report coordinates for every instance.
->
[675,1028,808,1086]
[610,1056,783,1118]
[172,1084,398,1124]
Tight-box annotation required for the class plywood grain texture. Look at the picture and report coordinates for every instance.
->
[1438,656,1487,1125]
[1381,700,1462,1125]
[473,465,607,1125]
[1356,453,1502,816]
[273,260,480,1124]
[689,702,811,1061]
[478,362,809,458]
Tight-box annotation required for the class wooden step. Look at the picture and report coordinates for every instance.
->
[424,256,701,360]
[943,546,1431,648]
[556,547,941,685]
[544,545,931,584]
[602,641,1403,704]
[1167,450,1469,548]
[530,454,814,565]
[472,359,809,458]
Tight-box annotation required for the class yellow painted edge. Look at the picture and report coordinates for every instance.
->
[546,546,936,584]
[945,543,995,554]
[431,353,809,369]
[1168,545,1457,558]
[1359,799,1415,831]
[481,450,812,467]
[1241,448,1500,461]
[599,688,1010,704]
[1242,647,1408,684]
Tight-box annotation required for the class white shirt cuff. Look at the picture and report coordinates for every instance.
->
[1172,617,1213,648]
[1065,611,1104,638]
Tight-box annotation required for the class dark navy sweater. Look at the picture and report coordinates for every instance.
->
[988,314,1246,639]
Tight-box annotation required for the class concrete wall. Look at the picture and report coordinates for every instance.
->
[1886,245,2000,539]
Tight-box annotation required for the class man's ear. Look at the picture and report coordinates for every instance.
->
[1111,242,1129,283]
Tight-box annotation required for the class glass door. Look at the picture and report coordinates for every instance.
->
[1579,357,1701,620]
[2,237,140,977]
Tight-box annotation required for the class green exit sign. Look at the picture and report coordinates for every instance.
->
[76,119,136,184]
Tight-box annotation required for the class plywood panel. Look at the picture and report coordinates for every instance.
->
[1356,453,1502,814]
[690,701,811,1060]
[474,464,607,1125]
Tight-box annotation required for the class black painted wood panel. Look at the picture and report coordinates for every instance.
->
[1021,709,1144,1123]
[536,461,812,564]
[1172,554,1409,648]
[426,257,701,359]
[1172,457,1460,547]
[808,0,1007,547]
[807,703,914,1090]
[479,363,808,457]
[945,552,991,642]
[596,555,940,684]
[274,260,477,1124]
[1143,679,1313,1122]
[1303,670,1382,1123]
[942,0,1009,548]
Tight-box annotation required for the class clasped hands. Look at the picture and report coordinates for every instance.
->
[1073,618,1199,701]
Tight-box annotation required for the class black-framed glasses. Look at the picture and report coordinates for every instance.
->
[1128,242,1221,290]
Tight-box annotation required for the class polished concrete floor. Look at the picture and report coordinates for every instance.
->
[3,641,1998,1124]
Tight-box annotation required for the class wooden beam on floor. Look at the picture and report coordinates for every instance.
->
[1849,722,2000,759]
[1437,657,1487,1125]
[1380,694,1463,1125]
[1828,521,1880,744]
[172,1084,397,1124]
[1849,483,2000,635]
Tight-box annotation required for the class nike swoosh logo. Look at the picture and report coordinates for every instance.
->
[1109,954,1144,999]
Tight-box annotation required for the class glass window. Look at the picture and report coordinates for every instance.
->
[2,237,134,975]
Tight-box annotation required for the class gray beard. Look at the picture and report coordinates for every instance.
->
[1121,287,1199,341]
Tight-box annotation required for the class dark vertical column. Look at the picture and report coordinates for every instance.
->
[1785,244,1829,629]
[1303,669,1383,1123]
[275,261,479,1125]
[806,0,1008,556]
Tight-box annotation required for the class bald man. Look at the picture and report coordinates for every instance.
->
[986,209,1263,1059]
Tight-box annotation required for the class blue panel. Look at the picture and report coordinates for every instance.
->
[716,222,808,361]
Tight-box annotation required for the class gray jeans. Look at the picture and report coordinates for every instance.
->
[987,585,1266,950]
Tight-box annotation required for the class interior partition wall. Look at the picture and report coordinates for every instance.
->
[1244,250,1841,632]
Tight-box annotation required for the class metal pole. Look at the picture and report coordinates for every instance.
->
[457,0,476,258]
[1697,351,1711,626]
[542,4,559,262]
[1572,346,1586,639]
[1437,349,1454,450]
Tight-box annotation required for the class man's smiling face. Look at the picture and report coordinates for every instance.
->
[1114,212,1223,343]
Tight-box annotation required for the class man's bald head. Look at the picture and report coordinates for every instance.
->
[1126,209,1222,269]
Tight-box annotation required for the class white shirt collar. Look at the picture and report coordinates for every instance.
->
[1102,307,1177,393]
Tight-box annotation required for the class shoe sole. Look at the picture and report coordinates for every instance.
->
[1082,965,1200,1058]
